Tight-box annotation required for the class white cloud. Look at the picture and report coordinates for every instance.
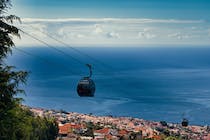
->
[57,28,68,38]
[57,28,86,39]
[13,18,209,47]
[168,33,191,40]
[106,32,120,39]
[138,28,156,39]
[20,23,47,38]
[138,32,156,39]
[93,24,103,34]
[168,33,182,39]
[76,34,85,39]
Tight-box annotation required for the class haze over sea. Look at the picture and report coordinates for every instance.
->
[7,46,210,125]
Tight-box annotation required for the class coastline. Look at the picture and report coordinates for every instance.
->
[27,106,210,140]
[10,47,210,126]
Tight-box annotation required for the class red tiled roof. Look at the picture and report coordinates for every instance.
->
[118,129,129,136]
[94,128,110,134]
[207,134,210,140]
[59,123,82,134]
[105,134,113,140]
[152,135,162,140]
[70,124,81,129]
[59,125,70,134]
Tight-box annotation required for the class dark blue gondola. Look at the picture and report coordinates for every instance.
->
[77,64,95,97]
[181,118,189,127]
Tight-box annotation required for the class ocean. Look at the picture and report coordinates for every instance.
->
[6,46,210,125]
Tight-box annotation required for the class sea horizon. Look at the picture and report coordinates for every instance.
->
[7,46,210,125]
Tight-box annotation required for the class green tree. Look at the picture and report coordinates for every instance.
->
[0,0,20,59]
[0,0,59,139]
[165,136,182,140]
[84,122,94,137]
[0,0,25,111]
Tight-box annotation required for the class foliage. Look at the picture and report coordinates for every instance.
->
[160,121,168,127]
[83,121,94,137]
[0,0,59,139]
[0,1,20,60]
[129,131,143,140]
[94,122,104,130]
[0,65,27,112]
[165,136,182,140]
[0,106,59,140]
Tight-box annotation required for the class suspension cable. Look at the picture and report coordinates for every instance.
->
[18,27,131,95]
[19,28,86,66]
[25,24,115,71]
[13,47,83,76]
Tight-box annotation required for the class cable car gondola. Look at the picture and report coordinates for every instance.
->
[77,64,95,97]
[181,118,189,127]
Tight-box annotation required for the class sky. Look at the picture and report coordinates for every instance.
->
[8,0,210,47]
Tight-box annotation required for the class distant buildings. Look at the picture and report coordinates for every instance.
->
[28,107,210,140]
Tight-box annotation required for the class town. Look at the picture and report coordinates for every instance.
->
[29,107,210,140]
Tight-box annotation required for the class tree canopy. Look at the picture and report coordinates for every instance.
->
[0,0,59,139]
